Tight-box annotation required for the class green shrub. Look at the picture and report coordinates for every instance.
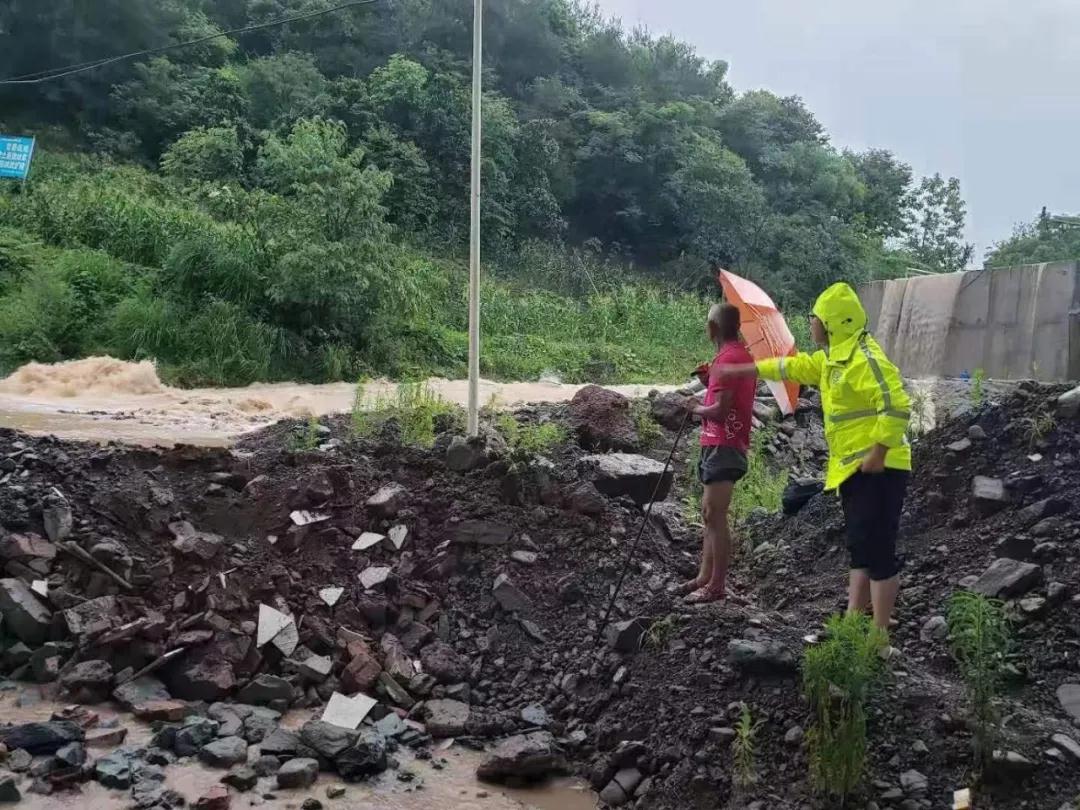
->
[496,413,567,461]
[632,399,662,450]
[733,703,763,792]
[731,428,788,522]
[0,266,79,372]
[352,381,463,447]
[970,368,986,408]
[948,591,1010,768]
[804,612,886,800]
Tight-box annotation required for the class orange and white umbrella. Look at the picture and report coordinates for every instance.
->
[718,269,800,415]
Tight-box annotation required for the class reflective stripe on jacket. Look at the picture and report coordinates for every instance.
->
[756,282,911,491]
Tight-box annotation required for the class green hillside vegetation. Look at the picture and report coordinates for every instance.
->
[0,0,967,385]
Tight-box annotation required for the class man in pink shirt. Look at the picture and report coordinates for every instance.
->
[677,303,757,604]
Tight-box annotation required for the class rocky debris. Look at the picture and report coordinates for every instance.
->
[920,616,948,642]
[319,586,344,607]
[175,717,222,757]
[335,729,389,781]
[169,521,225,561]
[727,639,797,675]
[94,747,139,789]
[423,699,470,738]
[112,676,172,712]
[988,750,1036,783]
[1051,734,1080,764]
[1058,683,1080,723]
[301,720,358,760]
[366,483,406,518]
[169,657,236,702]
[256,604,299,657]
[322,692,377,731]
[946,437,972,454]
[1056,384,1080,418]
[0,532,56,564]
[236,674,292,706]
[359,566,392,590]
[1017,497,1068,526]
[564,482,607,517]
[0,722,83,756]
[420,641,469,684]
[477,731,566,783]
[605,618,646,652]
[569,385,637,451]
[259,727,302,759]
[252,755,281,777]
[194,784,230,810]
[380,634,415,683]
[199,736,249,768]
[276,757,320,789]
[341,640,381,693]
[352,532,384,551]
[970,558,1043,599]
[0,577,52,645]
[42,501,73,542]
[446,435,492,472]
[520,704,551,728]
[649,392,687,431]
[492,573,531,613]
[59,659,113,703]
[583,453,674,505]
[221,766,258,792]
[86,727,129,747]
[61,595,118,635]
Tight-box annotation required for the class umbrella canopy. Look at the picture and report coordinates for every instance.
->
[718,269,800,415]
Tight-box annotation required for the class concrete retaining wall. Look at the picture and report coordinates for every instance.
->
[858,262,1080,381]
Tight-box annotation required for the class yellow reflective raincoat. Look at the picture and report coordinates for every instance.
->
[756,283,911,491]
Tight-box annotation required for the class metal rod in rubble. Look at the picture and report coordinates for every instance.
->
[595,410,692,646]
[466,0,483,436]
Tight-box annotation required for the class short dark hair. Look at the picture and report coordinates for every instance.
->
[716,302,740,341]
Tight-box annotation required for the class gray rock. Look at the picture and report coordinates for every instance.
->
[564,482,607,517]
[452,521,514,546]
[605,619,646,653]
[199,736,249,768]
[582,453,674,505]
[112,676,172,712]
[0,577,52,645]
[970,558,1042,599]
[56,741,87,768]
[510,550,538,565]
[59,659,113,702]
[300,721,358,760]
[6,750,31,772]
[727,639,797,675]
[968,424,987,441]
[784,726,804,746]
[1056,385,1080,419]
[0,721,83,755]
[94,748,139,789]
[175,718,221,758]
[252,755,281,777]
[0,773,19,803]
[446,436,490,472]
[169,521,225,561]
[420,641,469,684]
[988,750,1036,782]
[276,757,319,789]
[30,641,73,683]
[920,616,948,643]
[258,727,301,759]
[972,476,1012,513]
[492,574,531,613]
[242,706,282,744]
[296,655,332,683]
[521,704,550,727]
[946,438,972,454]
[221,765,258,792]
[237,674,293,705]
[1057,683,1080,722]
[1018,497,1069,526]
[900,769,927,794]
[61,595,118,636]
[599,780,629,806]
[422,699,470,738]
[366,483,406,518]
[1051,733,1080,763]
[42,503,73,543]
[335,729,388,781]
[569,385,637,451]
[476,731,566,782]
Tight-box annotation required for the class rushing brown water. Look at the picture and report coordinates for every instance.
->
[1,690,596,810]
[0,357,675,447]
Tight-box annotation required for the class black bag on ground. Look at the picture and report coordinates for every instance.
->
[782,478,824,515]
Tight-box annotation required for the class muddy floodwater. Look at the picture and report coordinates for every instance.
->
[0,357,675,447]
[1,689,597,810]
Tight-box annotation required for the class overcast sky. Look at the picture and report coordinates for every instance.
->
[596,0,1080,262]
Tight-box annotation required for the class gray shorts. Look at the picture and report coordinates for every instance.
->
[698,445,748,485]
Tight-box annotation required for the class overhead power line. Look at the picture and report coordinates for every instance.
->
[0,0,381,86]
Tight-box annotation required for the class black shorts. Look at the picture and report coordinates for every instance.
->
[698,445,747,485]
[839,469,908,581]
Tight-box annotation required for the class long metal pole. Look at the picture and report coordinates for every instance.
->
[466,0,483,436]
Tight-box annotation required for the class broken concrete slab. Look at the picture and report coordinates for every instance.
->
[168,521,225,561]
[423,699,470,738]
[276,757,319,789]
[0,577,52,645]
[1018,497,1069,527]
[289,510,330,526]
[320,692,377,730]
[256,603,294,648]
[296,654,332,682]
[43,504,73,543]
[476,731,566,782]
[972,476,1012,513]
[1058,683,1080,723]
[341,640,381,693]
[582,453,674,505]
[1056,385,1080,418]
[113,676,172,712]
[62,595,118,636]
[318,586,344,607]
[236,674,292,705]
[0,533,57,562]
[970,558,1043,599]
[377,671,415,708]
[387,525,408,551]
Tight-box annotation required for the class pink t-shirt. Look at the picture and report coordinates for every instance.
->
[700,341,756,452]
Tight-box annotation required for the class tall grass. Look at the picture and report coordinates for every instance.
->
[352,381,463,447]
[804,612,886,802]
[731,428,788,522]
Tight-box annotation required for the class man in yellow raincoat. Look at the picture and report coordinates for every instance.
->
[721,282,911,640]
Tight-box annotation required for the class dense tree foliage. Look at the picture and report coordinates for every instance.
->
[985,208,1080,268]
[0,0,972,384]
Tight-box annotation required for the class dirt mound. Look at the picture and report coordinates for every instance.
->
[0,356,168,397]
[0,381,1078,809]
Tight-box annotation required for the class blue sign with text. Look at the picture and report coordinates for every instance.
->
[0,136,36,181]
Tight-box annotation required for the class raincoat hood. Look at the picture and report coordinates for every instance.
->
[812,282,867,360]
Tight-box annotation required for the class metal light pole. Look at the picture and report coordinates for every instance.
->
[466,0,483,436]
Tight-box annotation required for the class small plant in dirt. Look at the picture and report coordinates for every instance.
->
[352,381,463,447]
[632,398,662,450]
[969,368,987,408]
[908,386,931,437]
[288,414,323,452]
[1021,409,1056,449]
[803,611,886,802]
[496,413,567,462]
[730,428,788,522]
[947,590,1010,769]
[733,702,763,793]
[643,615,679,650]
